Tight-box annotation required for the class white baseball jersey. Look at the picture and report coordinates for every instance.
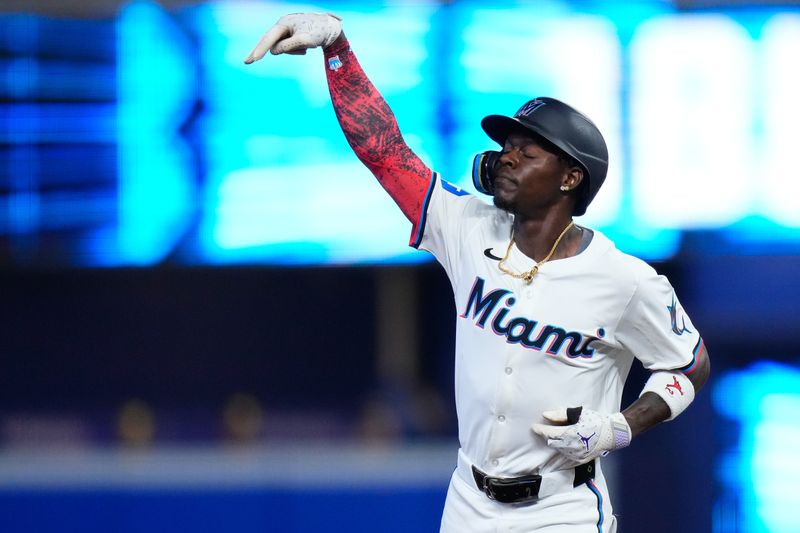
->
[411,174,703,476]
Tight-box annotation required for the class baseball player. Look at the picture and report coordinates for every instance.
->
[244,13,710,532]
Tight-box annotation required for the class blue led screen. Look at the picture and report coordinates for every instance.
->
[1,1,799,266]
[714,362,800,533]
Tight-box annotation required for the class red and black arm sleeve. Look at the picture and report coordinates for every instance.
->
[322,34,431,225]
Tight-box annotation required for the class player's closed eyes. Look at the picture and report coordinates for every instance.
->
[501,146,537,159]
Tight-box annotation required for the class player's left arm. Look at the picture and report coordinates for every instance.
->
[532,346,710,462]
[622,342,710,438]
[532,350,711,463]
[533,274,711,463]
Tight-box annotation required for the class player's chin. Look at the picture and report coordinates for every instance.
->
[493,192,514,213]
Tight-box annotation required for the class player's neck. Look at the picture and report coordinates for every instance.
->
[512,213,580,263]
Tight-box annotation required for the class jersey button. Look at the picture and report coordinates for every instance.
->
[505,367,513,375]
[497,415,506,422]
[492,459,499,467]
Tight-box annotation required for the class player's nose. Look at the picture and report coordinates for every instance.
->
[498,147,519,168]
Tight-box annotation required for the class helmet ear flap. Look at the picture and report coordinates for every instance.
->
[472,150,501,195]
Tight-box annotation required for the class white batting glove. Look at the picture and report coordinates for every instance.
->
[244,13,343,64]
[531,407,632,463]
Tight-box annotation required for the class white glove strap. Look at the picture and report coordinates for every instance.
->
[593,412,631,456]
[640,370,695,421]
[606,412,632,450]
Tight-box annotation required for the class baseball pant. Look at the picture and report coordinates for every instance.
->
[440,451,617,533]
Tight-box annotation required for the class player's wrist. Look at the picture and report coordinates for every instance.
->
[640,370,695,421]
[608,412,632,450]
[323,31,348,53]
[594,412,631,458]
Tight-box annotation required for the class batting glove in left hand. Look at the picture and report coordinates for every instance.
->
[531,406,632,463]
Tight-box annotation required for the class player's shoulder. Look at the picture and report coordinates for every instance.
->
[437,177,471,199]
[591,230,660,284]
[436,178,485,209]
[436,177,509,221]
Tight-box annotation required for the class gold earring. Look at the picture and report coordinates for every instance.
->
[560,185,570,192]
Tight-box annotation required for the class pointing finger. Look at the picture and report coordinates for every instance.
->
[244,24,289,64]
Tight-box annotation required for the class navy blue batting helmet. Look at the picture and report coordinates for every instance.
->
[480,97,608,216]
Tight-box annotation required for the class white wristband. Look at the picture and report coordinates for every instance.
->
[640,370,695,421]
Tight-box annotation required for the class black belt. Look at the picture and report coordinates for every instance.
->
[471,460,596,504]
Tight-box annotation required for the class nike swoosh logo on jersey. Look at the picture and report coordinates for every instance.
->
[483,248,502,261]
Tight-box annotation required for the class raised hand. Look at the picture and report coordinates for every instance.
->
[244,13,342,64]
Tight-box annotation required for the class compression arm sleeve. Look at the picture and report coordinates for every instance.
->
[323,35,431,226]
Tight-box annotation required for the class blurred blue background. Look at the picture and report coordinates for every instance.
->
[1,1,799,532]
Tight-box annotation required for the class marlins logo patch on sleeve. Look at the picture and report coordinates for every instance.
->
[667,293,691,336]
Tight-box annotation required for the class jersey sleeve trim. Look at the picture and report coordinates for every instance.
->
[409,171,438,249]
[678,337,705,374]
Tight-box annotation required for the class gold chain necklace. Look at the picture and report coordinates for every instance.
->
[498,221,575,284]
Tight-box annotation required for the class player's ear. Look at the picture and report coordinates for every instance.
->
[561,165,584,193]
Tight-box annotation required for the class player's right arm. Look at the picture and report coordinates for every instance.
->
[244,13,432,228]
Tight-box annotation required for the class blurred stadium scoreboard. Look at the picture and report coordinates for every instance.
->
[1,1,799,267]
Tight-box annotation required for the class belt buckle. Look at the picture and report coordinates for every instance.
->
[484,474,542,504]
[482,477,498,501]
